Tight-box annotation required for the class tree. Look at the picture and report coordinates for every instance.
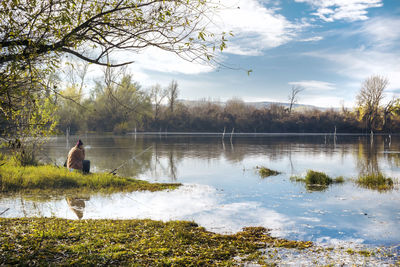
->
[288,85,304,115]
[1,0,224,66]
[167,80,179,113]
[0,0,227,143]
[85,73,151,133]
[1,0,225,102]
[149,84,167,124]
[56,85,86,134]
[356,75,388,131]
[382,97,399,132]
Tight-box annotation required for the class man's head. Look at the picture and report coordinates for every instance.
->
[76,139,83,148]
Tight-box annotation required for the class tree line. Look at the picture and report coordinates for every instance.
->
[54,72,400,134]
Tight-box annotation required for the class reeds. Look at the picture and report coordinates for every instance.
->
[291,170,344,191]
[356,173,394,191]
[257,166,281,178]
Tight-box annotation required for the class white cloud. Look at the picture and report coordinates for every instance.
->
[78,0,302,77]
[295,0,383,22]
[359,17,400,47]
[114,48,216,75]
[289,80,336,91]
[304,49,400,92]
[212,0,302,56]
[299,36,324,42]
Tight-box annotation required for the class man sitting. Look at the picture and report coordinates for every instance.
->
[67,139,90,173]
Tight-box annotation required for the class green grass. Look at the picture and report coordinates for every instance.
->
[0,155,180,193]
[291,170,344,191]
[257,166,281,177]
[0,217,312,266]
[356,173,394,191]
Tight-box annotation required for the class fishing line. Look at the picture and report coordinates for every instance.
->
[0,208,10,216]
[109,146,153,174]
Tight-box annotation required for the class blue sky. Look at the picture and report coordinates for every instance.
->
[85,0,400,108]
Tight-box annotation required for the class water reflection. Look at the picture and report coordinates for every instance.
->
[39,134,400,181]
[66,196,90,220]
[2,134,399,246]
[0,185,291,237]
[356,137,381,175]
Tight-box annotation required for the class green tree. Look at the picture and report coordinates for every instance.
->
[1,0,226,160]
[1,0,226,113]
[56,85,86,134]
[86,74,151,133]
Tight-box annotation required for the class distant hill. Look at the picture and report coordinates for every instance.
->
[245,101,328,111]
[178,99,332,111]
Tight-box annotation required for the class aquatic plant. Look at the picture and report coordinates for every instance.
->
[257,166,281,177]
[356,173,394,191]
[0,155,180,193]
[291,170,344,191]
[0,218,312,266]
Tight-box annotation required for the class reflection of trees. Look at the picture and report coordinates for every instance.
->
[387,153,400,168]
[41,134,399,181]
[355,136,384,176]
[149,142,182,181]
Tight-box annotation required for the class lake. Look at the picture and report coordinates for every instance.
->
[1,134,400,248]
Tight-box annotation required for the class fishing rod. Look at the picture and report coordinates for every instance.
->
[0,208,10,216]
[109,145,153,175]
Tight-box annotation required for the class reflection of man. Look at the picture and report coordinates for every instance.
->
[66,197,89,220]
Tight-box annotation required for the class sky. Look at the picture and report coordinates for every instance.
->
[83,0,400,108]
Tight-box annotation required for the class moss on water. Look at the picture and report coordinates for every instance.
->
[0,218,312,266]
[0,156,180,193]
[356,173,394,191]
[257,166,281,178]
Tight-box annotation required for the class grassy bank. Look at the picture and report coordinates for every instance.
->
[0,156,180,193]
[0,217,312,266]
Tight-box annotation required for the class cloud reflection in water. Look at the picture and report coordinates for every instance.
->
[0,184,291,237]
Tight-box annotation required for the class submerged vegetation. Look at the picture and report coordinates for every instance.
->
[356,172,394,191]
[291,170,344,191]
[0,155,180,193]
[257,166,281,177]
[0,218,312,266]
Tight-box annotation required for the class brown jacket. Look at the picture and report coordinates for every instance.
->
[67,146,85,170]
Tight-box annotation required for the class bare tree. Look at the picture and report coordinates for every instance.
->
[288,85,304,115]
[167,80,179,113]
[150,84,168,121]
[356,75,388,131]
[66,61,90,99]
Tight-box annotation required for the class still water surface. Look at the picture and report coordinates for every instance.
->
[1,134,400,247]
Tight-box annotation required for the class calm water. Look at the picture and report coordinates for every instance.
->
[1,134,400,247]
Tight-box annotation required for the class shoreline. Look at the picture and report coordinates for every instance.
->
[1,217,398,266]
